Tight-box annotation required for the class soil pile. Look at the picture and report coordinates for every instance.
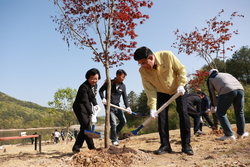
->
[70,146,152,167]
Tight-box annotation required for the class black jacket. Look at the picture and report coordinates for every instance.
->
[73,80,98,116]
[186,93,201,113]
[99,78,129,108]
[200,95,210,111]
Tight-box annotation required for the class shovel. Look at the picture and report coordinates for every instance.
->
[109,104,148,117]
[84,106,101,138]
[188,105,234,115]
[119,92,182,139]
[188,110,208,115]
[84,120,101,138]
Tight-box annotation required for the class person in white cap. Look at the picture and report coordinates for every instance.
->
[207,69,248,140]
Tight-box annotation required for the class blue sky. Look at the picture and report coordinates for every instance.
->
[1,0,249,116]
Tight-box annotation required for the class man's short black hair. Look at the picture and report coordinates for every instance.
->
[116,69,127,76]
[197,91,206,96]
[85,68,101,80]
[133,46,153,61]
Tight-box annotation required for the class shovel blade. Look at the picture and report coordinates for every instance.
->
[132,124,144,135]
[84,130,101,138]
[119,125,144,140]
[131,129,139,136]
[132,112,148,117]
[84,124,101,138]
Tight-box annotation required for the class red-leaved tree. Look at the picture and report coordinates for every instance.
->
[52,0,153,148]
[186,69,209,91]
[172,9,244,89]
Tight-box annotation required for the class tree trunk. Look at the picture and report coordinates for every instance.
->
[104,65,111,148]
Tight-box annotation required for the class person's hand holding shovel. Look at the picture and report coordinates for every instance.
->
[92,105,101,123]
[126,107,132,114]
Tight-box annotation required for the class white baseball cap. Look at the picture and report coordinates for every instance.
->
[209,69,219,75]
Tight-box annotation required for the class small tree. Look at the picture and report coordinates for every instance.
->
[127,91,138,112]
[187,69,209,91]
[126,90,150,128]
[52,0,153,148]
[137,90,149,114]
[126,91,138,127]
[48,87,77,143]
[172,9,244,87]
[187,58,227,90]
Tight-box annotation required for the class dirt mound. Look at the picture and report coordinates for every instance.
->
[209,128,224,134]
[119,132,135,140]
[70,145,152,167]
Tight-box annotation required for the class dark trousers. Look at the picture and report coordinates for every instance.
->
[188,113,200,133]
[72,110,95,150]
[212,113,219,128]
[55,137,59,143]
[200,113,214,131]
[157,92,191,148]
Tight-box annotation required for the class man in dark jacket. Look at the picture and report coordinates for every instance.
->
[186,93,205,135]
[99,69,132,146]
[197,91,215,130]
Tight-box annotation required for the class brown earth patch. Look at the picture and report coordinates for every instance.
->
[0,124,250,167]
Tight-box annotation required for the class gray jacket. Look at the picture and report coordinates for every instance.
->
[207,72,243,107]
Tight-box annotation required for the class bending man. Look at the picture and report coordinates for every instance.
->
[133,46,193,155]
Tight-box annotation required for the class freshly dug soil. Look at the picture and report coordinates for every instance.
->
[71,145,150,167]
[119,132,135,140]
[84,131,101,138]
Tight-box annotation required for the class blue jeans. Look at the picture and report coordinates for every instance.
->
[110,107,127,142]
[216,89,245,136]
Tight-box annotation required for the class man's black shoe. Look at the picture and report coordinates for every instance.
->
[72,149,80,153]
[154,145,172,155]
[89,147,96,150]
[182,144,194,155]
[72,147,80,153]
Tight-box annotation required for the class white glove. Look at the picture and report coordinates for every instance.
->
[102,98,107,105]
[205,109,211,113]
[210,106,217,113]
[93,105,101,114]
[150,109,158,119]
[200,117,204,123]
[91,114,97,123]
[126,107,132,114]
[177,86,185,95]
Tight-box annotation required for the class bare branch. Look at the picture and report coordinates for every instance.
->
[54,0,91,47]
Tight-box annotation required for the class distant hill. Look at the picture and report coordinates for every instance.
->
[0,92,47,110]
[0,92,105,129]
[0,92,52,129]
